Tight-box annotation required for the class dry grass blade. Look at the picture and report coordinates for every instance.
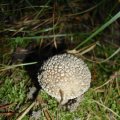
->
[100,47,120,63]
[94,70,120,90]
[43,108,54,120]
[0,103,16,109]
[16,102,35,120]
[65,1,101,17]
[93,100,120,118]
[67,49,79,54]
[67,42,97,55]
[37,96,54,120]
[0,112,15,117]
[0,62,37,72]
[78,42,97,55]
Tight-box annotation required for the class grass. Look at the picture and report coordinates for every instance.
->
[75,11,120,49]
[0,0,120,119]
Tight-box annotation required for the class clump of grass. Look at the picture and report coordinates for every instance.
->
[0,68,30,119]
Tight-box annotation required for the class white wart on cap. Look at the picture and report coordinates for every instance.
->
[38,53,91,104]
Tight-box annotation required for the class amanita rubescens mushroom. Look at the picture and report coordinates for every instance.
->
[38,53,91,106]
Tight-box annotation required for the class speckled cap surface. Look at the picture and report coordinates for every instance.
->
[38,53,91,104]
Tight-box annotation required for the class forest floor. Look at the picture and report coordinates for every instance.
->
[0,0,120,120]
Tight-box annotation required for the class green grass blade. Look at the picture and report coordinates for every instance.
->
[75,11,120,49]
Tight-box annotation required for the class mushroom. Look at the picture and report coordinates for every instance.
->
[38,53,91,108]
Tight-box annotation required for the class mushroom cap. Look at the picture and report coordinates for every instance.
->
[38,53,91,104]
